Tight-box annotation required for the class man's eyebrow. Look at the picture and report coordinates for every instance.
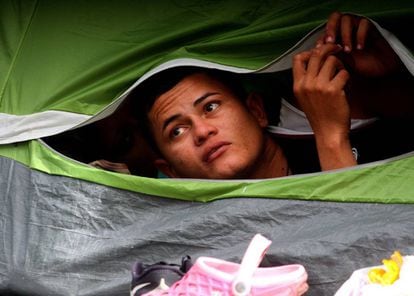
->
[162,114,181,132]
[162,92,219,132]
[193,92,219,107]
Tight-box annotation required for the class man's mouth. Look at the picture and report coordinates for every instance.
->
[203,142,231,163]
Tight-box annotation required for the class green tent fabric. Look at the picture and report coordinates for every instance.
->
[1,2,414,296]
[1,0,414,203]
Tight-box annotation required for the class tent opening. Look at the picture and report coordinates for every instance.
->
[42,67,414,179]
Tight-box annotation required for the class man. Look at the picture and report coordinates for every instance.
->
[133,12,413,179]
[135,67,290,179]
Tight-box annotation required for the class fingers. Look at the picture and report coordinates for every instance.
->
[340,15,353,52]
[341,15,371,52]
[319,11,371,52]
[292,51,311,82]
[324,11,341,44]
[293,43,343,84]
[319,55,349,86]
[331,68,350,90]
[355,18,371,50]
[305,43,343,77]
[293,45,349,97]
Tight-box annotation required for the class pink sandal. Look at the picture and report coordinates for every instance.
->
[143,234,308,296]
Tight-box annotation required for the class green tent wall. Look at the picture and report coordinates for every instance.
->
[1,0,413,202]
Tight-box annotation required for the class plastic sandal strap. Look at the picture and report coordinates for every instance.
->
[231,234,272,296]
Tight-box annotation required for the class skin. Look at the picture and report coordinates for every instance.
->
[319,11,413,119]
[291,11,413,170]
[148,73,289,179]
[85,11,411,178]
[292,44,356,170]
[141,11,412,178]
[317,11,401,78]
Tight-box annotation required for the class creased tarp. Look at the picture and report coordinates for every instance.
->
[1,156,414,296]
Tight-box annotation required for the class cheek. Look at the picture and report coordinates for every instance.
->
[161,139,195,162]
[226,111,263,138]
[229,106,258,125]
[218,113,246,132]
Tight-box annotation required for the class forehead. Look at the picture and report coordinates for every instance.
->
[149,72,236,122]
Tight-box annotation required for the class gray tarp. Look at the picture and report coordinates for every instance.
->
[1,156,414,296]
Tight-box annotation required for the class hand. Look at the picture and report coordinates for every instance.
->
[293,43,350,139]
[293,43,357,170]
[316,11,401,77]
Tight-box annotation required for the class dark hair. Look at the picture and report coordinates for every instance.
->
[129,66,248,153]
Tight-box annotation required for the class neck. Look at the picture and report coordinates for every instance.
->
[249,135,290,179]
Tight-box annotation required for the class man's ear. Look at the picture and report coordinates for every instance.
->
[154,158,178,178]
[246,93,268,127]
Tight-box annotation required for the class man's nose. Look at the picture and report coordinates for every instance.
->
[192,118,217,146]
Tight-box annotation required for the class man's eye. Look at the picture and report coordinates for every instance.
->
[171,126,185,138]
[204,102,219,112]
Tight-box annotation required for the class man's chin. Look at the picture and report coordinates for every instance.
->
[176,160,247,179]
[206,166,247,179]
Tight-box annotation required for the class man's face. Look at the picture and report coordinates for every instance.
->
[148,72,268,179]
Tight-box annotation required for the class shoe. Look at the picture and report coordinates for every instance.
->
[142,234,308,296]
[131,255,193,296]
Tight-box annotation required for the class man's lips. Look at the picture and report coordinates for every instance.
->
[203,142,231,163]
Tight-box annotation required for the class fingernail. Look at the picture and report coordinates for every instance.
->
[357,44,363,50]
[326,36,334,43]
[316,42,322,48]
[344,45,351,52]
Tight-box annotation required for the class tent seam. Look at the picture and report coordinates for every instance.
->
[0,0,39,105]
